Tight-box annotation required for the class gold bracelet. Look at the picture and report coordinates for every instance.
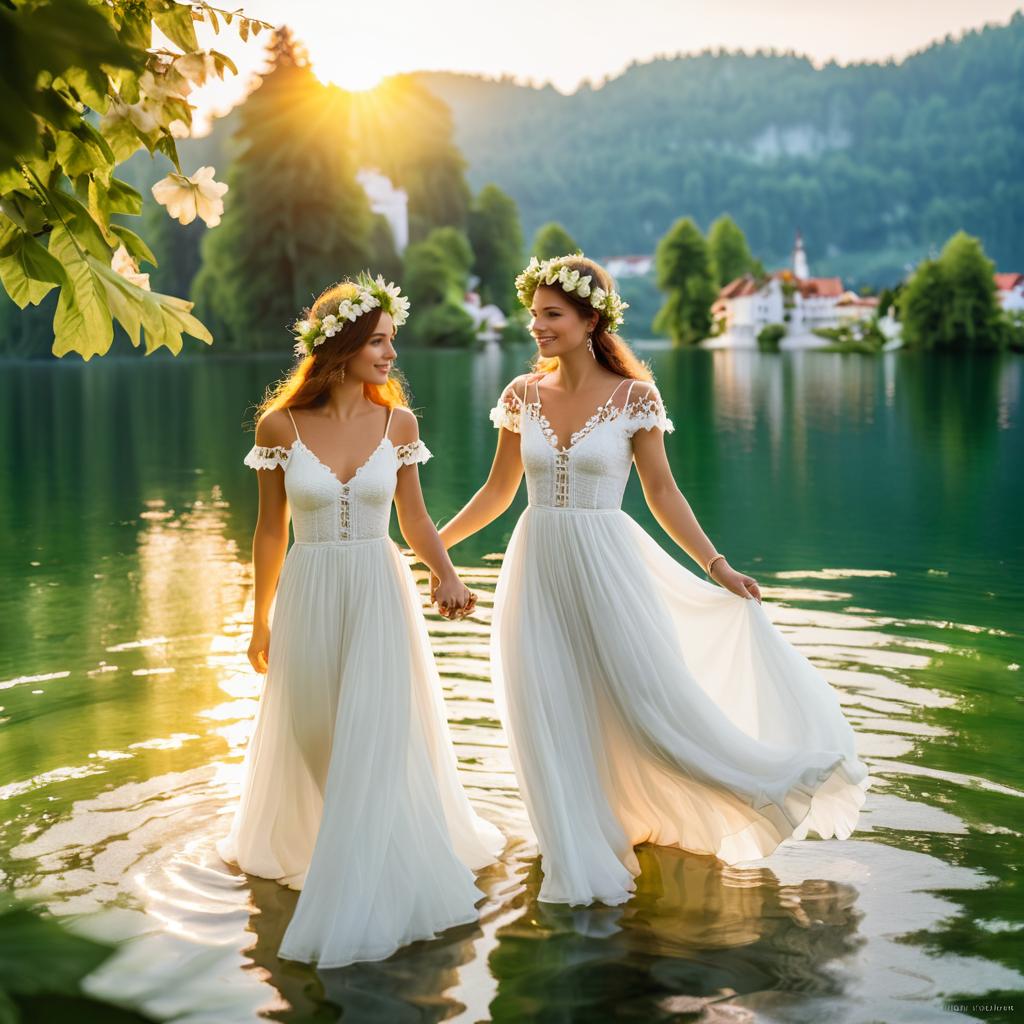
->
[706,553,725,577]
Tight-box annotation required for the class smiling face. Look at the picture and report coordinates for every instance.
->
[529,285,599,359]
[343,311,397,385]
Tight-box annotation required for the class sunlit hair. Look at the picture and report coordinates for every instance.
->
[257,280,410,419]
[529,256,652,382]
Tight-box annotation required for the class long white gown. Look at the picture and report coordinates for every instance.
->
[489,375,871,907]
[217,406,504,967]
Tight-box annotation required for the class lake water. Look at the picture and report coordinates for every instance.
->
[1,346,1021,1022]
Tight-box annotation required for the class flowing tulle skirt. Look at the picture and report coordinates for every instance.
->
[217,536,504,967]
[491,505,871,906]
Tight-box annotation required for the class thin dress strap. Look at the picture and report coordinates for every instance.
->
[608,378,630,407]
[383,405,396,440]
[623,380,636,406]
[286,408,301,441]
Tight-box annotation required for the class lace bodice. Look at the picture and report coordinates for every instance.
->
[490,376,674,510]
[244,408,430,543]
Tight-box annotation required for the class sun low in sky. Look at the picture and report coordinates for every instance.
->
[184,0,1023,128]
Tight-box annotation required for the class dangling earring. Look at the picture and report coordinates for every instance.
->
[339,365,346,383]
[586,335,594,356]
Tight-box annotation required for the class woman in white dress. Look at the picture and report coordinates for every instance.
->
[436,254,871,907]
[218,274,504,967]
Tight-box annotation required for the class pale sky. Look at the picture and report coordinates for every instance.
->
[184,0,1023,127]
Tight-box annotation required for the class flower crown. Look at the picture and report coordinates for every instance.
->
[515,254,629,332]
[292,273,410,356]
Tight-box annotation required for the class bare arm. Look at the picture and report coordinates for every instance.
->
[390,411,475,615]
[632,412,761,603]
[437,426,524,550]
[248,412,293,671]
[437,379,528,551]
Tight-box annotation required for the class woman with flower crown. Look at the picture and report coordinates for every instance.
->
[217,274,504,967]
[435,254,871,907]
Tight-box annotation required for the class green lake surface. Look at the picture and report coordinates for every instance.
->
[0,346,1021,1022]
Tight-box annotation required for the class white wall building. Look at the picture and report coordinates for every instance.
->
[356,168,409,254]
[604,254,653,278]
[996,272,1024,312]
[711,232,853,340]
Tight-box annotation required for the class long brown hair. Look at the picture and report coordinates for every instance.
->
[530,256,652,382]
[257,280,410,419]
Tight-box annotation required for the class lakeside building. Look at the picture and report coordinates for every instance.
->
[995,272,1024,312]
[710,231,874,346]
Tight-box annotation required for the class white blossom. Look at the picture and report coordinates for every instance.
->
[151,166,228,227]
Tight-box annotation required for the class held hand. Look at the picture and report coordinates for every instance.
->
[710,560,762,604]
[248,622,270,673]
[433,574,477,620]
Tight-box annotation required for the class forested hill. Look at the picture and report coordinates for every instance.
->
[415,12,1024,285]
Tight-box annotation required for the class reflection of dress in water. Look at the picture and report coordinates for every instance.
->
[217,406,503,967]
[488,375,871,907]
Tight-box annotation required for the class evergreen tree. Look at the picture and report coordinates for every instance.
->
[707,214,755,287]
[351,75,471,242]
[402,226,475,346]
[468,184,523,311]
[531,223,580,260]
[652,217,717,344]
[192,30,372,350]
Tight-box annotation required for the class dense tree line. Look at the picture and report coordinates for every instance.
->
[419,13,1024,287]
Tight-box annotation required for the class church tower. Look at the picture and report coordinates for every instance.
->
[792,229,809,280]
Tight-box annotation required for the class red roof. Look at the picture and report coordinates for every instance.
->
[995,272,1023,291]
[797,277,844,298]
[717,274,761,300]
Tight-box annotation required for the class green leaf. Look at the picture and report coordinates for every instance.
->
[0,986,18,1024]
[55,131,96,179]
[153,3,199,53]
[47,189,110,260]
[118,7,152,50]
[49,224,114,359]
[95,259,143,347]
[207,7,220,33]
[0,232,68,308]
[62,65,110,112]
[154,134,182,173]
[77,119,116,168]
[110,224,157,267]
[105,178,143,216]
[139,286,214,354]
[99,109,144,163]
[0,907,115,996]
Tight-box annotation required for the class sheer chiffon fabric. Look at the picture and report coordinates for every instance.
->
[489,376,871,906]
[219,410,503,967]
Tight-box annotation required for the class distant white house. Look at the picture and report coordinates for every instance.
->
[995,272,1024,312]
[709,231,870,346]
[356,168,408,253]
[463,290,507,344]
[604,254,653,278]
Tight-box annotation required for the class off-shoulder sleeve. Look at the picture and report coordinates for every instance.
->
[244,444,291,470]
[394,439,432,467]
[489,379,526,433]
[623,385,675,437]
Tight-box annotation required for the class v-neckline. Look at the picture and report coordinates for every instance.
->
[293,437,391,488]
[531,380,627,454]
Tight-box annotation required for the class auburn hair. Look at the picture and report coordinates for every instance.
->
[257,280,410,419]
[529,256,652,382]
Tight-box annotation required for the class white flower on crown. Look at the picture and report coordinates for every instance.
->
[515,253,628,332]
[290,273,411,356]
